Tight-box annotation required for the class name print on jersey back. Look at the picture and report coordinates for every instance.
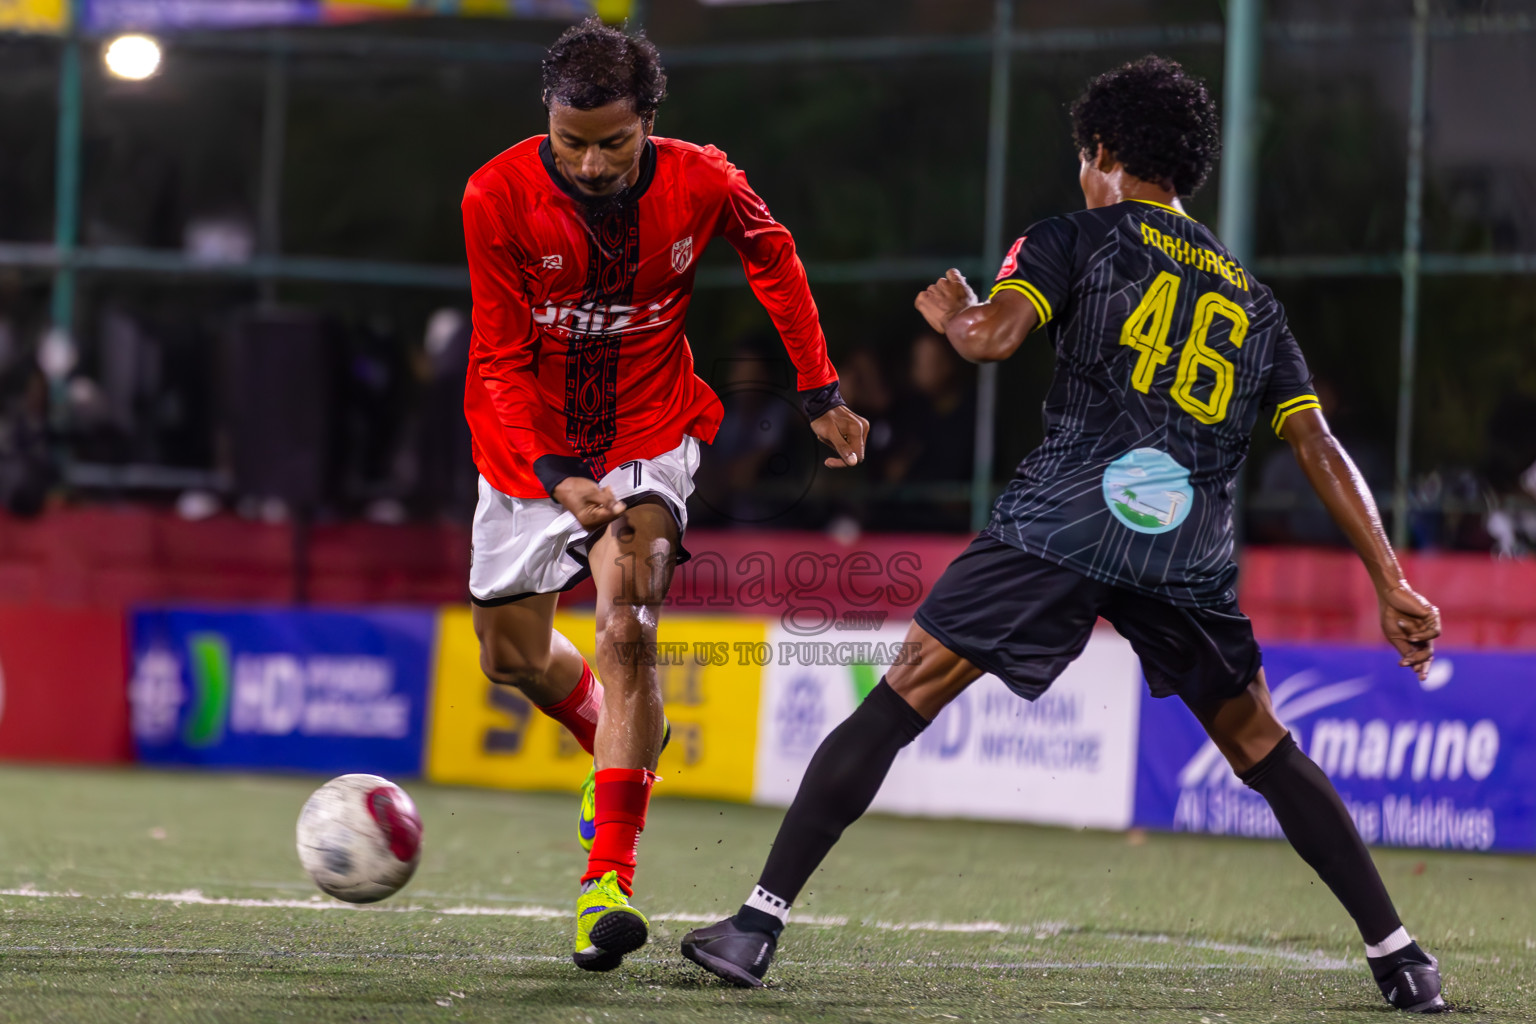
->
[985,200,1319,607]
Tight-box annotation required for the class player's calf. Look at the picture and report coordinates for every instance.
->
[1207,694,1446,1014]
[475,604,602,754]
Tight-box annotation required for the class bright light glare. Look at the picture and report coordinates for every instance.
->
[104,35,162,81]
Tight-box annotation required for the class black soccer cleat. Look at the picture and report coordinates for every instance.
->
[1378,954,1446,1014]
[680,917,777,988]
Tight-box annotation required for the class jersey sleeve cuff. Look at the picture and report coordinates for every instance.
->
[1271,394,1322,438]
[989,279,1054,326]
[800,380,846,420]
[533,454,596,498]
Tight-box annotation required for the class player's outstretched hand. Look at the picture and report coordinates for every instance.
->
[553,477,627,531]
[1379,582,1441,681]
[811,405,869,469]
[915,269,979,334]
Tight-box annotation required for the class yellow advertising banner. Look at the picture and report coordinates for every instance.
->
[426,608,763,802]
[0,0,66,32]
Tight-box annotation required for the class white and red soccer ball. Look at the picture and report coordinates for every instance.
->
[296,774,423,903]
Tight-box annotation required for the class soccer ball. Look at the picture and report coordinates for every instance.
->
[296,774,423,904]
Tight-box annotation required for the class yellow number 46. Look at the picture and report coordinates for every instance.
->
[1118,271,1250,424]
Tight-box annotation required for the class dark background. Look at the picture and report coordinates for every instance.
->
[0,0,1531,547]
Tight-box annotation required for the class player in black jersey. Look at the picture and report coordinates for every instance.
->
[681,56,1447,1013]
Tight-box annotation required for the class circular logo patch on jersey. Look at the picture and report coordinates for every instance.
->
[1102,448,1194,534]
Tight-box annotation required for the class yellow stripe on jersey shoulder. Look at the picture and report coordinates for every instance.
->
[1272,396,1322,437]
[990,279,1054,325]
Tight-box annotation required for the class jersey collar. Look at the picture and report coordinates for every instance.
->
[539,136,658,209]
[1126,197,1196,221]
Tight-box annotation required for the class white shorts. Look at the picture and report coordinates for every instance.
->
[468,436,700,606]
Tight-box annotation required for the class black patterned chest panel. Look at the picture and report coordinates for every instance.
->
[564,204,641,471]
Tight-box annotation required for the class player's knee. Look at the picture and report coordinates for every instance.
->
[478,632,551,689]
[595,602,652,650]
[1199,690,1289,774]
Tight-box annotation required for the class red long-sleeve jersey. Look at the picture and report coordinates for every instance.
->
[462,134,838,499]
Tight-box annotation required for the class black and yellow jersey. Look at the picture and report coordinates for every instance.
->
[985,198,1317,607]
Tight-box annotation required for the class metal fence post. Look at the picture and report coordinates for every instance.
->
[51,13,83,336]
[48,3,85,441]
[1218,0,1262,266]
[972,0,1014,532]
[1219,0,1262,547]
[1393,0,1430,550]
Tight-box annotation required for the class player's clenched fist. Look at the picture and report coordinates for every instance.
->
[915,268,979,334]
[810,405,869,469]
[1378,582,1442,681]
[552,477,627,531]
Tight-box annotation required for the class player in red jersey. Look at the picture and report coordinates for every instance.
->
[461,19,868,972]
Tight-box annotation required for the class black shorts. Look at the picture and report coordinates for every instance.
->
[913,533,1261,707]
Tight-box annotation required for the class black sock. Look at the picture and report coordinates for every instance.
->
[734,680,930,936]
[1240,732,1403,946]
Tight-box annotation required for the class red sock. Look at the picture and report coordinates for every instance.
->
[582,768,656,896]
[536,661,602,755]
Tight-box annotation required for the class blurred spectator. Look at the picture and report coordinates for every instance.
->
[1484,393,1536,557]
[1249,379,1390,545]
[835,346,896,479]
[1485,393,1536,497]
[337,314,415,517]
[821,345,896,535]
[414,307,477,523]
[695,337,817,527]
[0,367,53,517]
[66,376,130,464]
[1407,467,1492,552]
[92,305,215,473]
[880,331,975,530]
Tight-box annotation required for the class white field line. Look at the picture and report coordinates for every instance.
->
[0,945,1348,972]
[0,886,1351,970]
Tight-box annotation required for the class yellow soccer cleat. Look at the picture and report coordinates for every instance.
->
[572,870,649,972]
[577,763,597,852]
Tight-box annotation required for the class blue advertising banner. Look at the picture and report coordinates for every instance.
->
[79,0,617,32]
[1134,647,1536,852]
[129,608,435,776]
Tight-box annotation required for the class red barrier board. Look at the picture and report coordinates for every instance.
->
[0,509,1531,648]
[0,605,131,763]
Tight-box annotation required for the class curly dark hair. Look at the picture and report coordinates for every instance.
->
[1069,55,1220,196]
[542,17,668,121]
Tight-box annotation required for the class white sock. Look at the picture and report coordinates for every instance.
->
[1366,926,1412,959]
[744,884,790,925]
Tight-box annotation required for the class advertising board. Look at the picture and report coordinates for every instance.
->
[130,608,434,776]
[755,624,1143,829]
[1134,646,1536,852]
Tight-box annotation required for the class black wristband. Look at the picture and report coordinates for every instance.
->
[533,454,596,499]
[799,380,846,421]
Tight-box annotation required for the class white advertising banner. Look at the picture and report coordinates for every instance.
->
[754,623,1142,830]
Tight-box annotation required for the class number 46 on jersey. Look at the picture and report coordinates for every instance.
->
[1119,271,1250,425]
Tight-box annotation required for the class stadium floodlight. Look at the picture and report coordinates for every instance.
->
[104,35,162,81]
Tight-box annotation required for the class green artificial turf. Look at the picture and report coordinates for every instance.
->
[1,764,1531,1022]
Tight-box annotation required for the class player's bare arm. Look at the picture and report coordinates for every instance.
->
[915,269,1038,363]
[1282,408,1441,678]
